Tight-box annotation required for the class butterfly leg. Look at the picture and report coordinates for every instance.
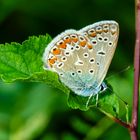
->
[86,93,93,109]
[95,93,99,107]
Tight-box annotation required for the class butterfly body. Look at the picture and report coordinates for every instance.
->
[43,21,119,97]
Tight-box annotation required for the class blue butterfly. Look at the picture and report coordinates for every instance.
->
[43,20,119,97]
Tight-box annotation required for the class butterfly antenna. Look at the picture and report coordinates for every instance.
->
[107,86,128,105]
[107,86,129,123]
[106,65,131,80]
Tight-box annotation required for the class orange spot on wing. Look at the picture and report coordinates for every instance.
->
[87,44,93,49]
[79,41,86,47]
[103,29,108,33]
[48,57,57,65]
[64,38,71,43]
[52,48,61,55]
[90,33,96,37]
[96,30,102,34]
[71,38,78,43]
[58,42,67,49]
[111,31,116,35]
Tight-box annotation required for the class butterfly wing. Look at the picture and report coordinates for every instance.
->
[43,21,119,97]
[43,30,91,95]
[79,20,119,88]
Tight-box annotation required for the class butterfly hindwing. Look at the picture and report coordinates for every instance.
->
[79,20,119,87]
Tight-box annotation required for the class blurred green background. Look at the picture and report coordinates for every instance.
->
[0,0,139,140]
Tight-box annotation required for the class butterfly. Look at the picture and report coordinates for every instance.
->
[43,20,119,97]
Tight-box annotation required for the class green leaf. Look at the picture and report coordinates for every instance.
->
[0,33,119,118]
[0,34,69,94]
[27,71,69,94]
[68,83,119,117]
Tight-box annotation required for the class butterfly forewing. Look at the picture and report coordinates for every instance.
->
[43,30,91,93]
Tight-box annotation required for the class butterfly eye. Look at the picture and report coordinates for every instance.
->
[100,84,107,92]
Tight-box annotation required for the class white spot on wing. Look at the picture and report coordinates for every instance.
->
[75,55,84,65]
[57,62,64,68]
[83,53,89,58]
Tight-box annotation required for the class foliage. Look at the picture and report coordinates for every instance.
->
[0,33,120,118]
[0,35,69,94]
[0,0,138,140]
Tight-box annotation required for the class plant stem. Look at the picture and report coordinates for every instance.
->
[130,0,140,140]
[113,117,130,129]
[98,108,130,128]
